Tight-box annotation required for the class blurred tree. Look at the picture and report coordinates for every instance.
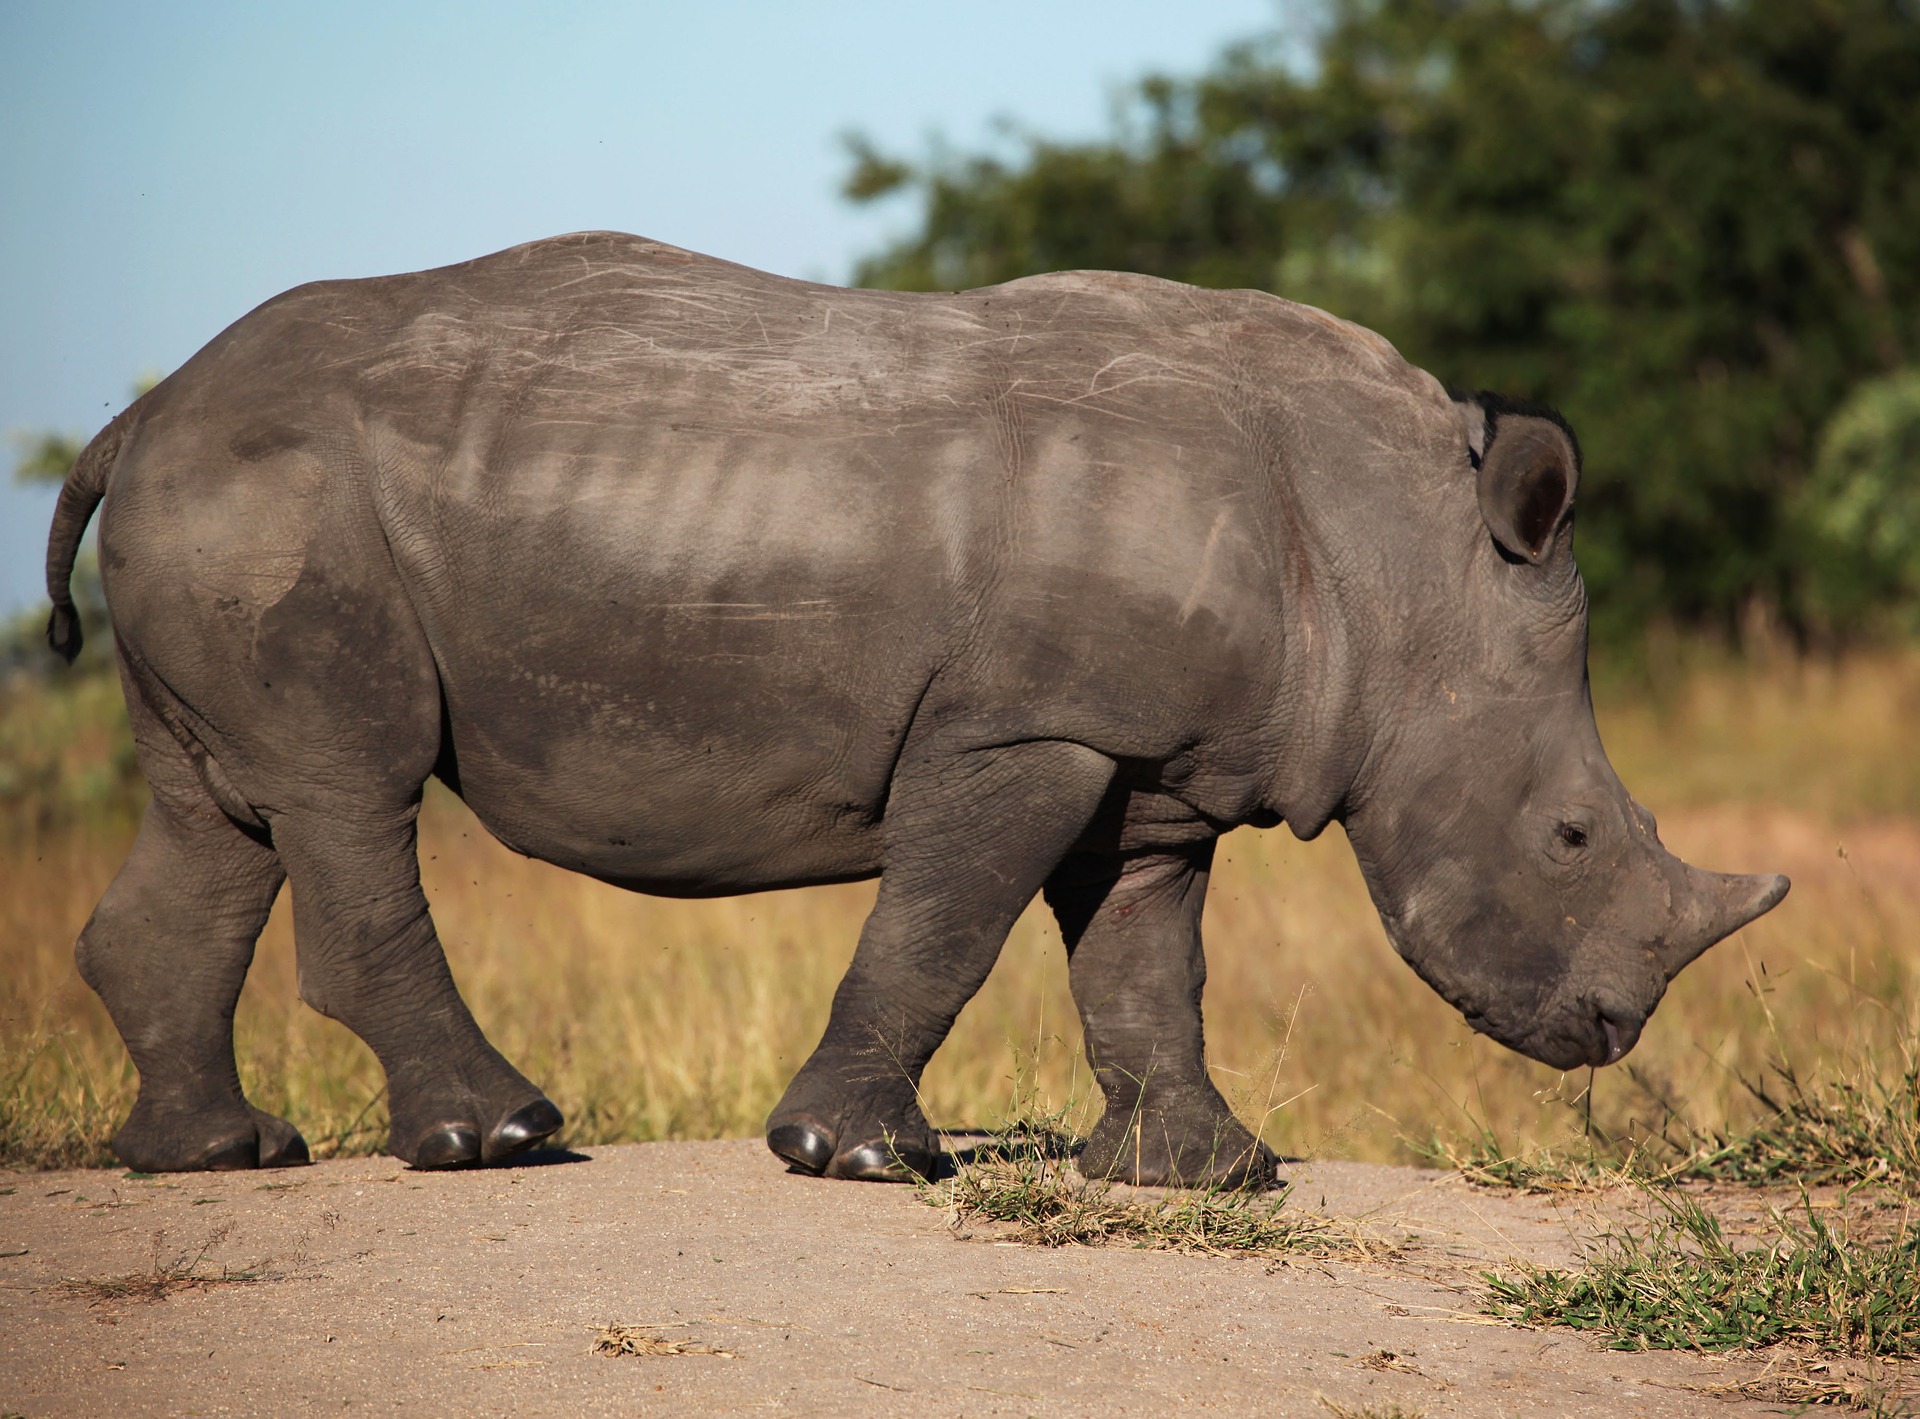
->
[9,375,157,489]
[846,0,1920,643]
[10,431,85,486]
[1802,367,1920,632]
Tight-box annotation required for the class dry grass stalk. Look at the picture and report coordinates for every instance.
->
[1315,1396,1428,1419]
[590,1323,736,1359]
[1686,1353,1909,1413]
[1357,1350,1425,1375]
[927,1124,1386,1262]
[62,1223,274,1305]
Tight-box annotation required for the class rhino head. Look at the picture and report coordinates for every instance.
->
[1340,393,1788,1071]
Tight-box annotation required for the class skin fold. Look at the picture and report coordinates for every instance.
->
[43,233,1787,1183]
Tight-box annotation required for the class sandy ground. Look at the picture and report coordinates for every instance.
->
[0,1139,1876,1418]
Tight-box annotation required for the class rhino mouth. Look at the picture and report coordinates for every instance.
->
[1463,994,1649,1072]
[1600,1017,1624,1066]
[1585,992,1649,1068]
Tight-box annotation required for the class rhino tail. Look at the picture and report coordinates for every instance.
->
[45,400,143,664]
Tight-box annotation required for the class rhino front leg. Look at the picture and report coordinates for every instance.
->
[270,804,561,1168]
[1046,844,1276,1188]
[767,739,1116,1182]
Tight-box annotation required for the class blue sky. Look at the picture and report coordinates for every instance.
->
[0,0,1286,618]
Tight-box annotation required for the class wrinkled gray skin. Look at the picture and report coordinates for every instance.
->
[45,232,1788,1186]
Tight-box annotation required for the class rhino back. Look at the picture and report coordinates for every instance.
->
[102,232,1461,891]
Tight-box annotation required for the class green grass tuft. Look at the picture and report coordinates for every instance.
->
[1485,1186,1920,1358]
[1415,990,1920,1203]
[1410,1119,1660,1195]
[1679,1048,1920,1193]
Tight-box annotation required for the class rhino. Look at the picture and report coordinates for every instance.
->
[44,232,1787,1185]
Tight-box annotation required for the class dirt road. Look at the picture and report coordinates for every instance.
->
[0,1140,1847,1417]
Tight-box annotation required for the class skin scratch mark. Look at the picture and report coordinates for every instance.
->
[1027,373,1188,409]
[1085,352,1169,390]
[546,267,632,295]
[1178,510,1232,624]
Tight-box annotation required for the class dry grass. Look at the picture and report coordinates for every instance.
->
[60,1222,279,1306]
[1316,1398,1428,1419]
[1687,1354,1907,1412]
[589,1323,737,1359]
[1597,637,1920,821]
[2,648,1917,1174]
[924,1120,1383,1261]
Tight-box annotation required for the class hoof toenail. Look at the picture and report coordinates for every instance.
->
[200,1136,259,1171]
[766,1121,833,1175]
[833,1140,936,1182]
[260,1130,311,1168]
[413,1124,482,1169]
[487,1099,563,1161]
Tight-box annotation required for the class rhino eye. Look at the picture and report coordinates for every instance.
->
[1557,823,1590,850]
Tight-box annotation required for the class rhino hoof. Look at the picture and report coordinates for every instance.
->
[767,1120,834,1175]
[201,1134,260,1171]
[830,1139,936,1183]
[412,1124,482,1170]
[486,1099,563,1161]
[253,1110,311,1168]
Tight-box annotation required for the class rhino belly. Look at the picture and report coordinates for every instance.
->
[448,712,889,896]
[422,586,923,897]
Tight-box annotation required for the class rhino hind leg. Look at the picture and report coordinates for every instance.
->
[1045,845,1277,1189]
[269,801,561,1169]
[767,739,1117,1182]
[77,662,306,1173]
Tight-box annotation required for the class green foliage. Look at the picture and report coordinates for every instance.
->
[1485,1188,1920,1358]
[846,0,1920,642]
[9,430,82,486]
[8,374,152,490]
[1803,367,1920,632]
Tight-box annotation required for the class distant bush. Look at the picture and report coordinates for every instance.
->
[1803,368,1920,635]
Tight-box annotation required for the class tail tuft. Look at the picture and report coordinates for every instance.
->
[47,604,83,664]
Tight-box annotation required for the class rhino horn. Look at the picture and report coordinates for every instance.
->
[1661,866,1790,975]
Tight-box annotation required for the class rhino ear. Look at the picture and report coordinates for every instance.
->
[1473,397,1580,564]
[1451,390,1489,467]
